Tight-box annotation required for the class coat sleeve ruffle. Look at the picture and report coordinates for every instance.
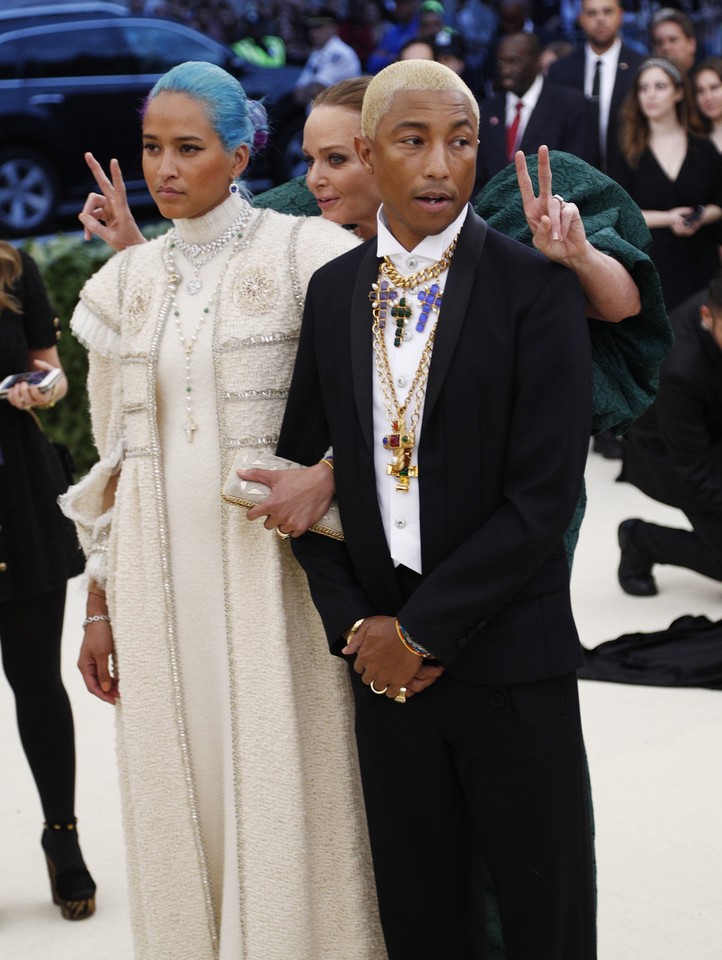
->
[59,437,123,585]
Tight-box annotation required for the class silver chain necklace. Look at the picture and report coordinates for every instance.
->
[170,202,252,295]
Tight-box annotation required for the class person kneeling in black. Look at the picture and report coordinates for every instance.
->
[618,270,722,595]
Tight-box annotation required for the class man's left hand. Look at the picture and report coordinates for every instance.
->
[345,615,436,700]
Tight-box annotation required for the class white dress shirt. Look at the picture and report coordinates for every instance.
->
[372,204,469,574]
[505,72,544,150]
[584,37,621,160]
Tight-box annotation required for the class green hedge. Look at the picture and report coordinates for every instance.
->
[23,226,167,477]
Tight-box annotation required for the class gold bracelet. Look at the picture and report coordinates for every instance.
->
[395,619,425,657]
[40,382,59,410]
[319,456,334,471]
[343,618,365,643]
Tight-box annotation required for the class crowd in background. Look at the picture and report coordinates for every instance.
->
[5,0,722,946]
[125,0,722,73]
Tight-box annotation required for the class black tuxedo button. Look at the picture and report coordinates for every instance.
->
[489,692,506,709]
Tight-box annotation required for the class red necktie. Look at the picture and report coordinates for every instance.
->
[506,101,523,161]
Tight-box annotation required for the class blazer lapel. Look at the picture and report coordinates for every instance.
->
[611,54,633,115]
[482,96,508,173]
[423,209,487,423]
[350,241,380,453]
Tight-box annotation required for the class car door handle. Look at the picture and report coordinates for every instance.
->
[30,93,66,105]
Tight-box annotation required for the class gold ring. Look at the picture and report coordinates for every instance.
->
[370,680,389,695]
[276,529,291,540]
[394,687,407,704]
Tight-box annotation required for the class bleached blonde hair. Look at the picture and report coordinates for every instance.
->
[360,60,480,139]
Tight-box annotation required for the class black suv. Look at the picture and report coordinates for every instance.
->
[0,14,305,236]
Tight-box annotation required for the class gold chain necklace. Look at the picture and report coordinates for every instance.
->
[369,235,458,348]
[372,315,437,492]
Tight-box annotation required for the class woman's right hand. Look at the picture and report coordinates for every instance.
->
[78,152,146,251]
[78,618,119,705]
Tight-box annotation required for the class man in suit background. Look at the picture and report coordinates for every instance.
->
[650,7,697,77]
[547,0,644,462]
[618,271,722,596]
[548,0,645,174]
[476,30,597,186]
[278,60,596,960]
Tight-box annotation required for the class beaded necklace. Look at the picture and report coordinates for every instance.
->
[163,226,245,442]
[368,235,458,347]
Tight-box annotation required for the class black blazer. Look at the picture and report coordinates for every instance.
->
[621,298,722,517]
[548,44,645,173]
[476,78,597,187]
[278,210,593,685]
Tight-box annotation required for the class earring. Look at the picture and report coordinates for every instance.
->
[229,181,239,195]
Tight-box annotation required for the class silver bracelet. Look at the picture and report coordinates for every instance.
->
[82,614,112,629]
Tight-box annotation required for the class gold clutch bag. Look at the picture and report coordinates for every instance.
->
[221,451,344,541]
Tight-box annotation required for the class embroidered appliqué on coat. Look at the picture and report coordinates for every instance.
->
[234,270,275,310]
[126,286,152,331]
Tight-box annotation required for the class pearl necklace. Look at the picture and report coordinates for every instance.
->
[163,232,242,442]
[171,202,252,295]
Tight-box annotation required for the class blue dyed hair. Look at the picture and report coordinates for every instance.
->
[145,61,269,159]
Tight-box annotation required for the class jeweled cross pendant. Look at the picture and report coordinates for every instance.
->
[370,279,397,329]
[382,419,418,492]
[416,283,443,333]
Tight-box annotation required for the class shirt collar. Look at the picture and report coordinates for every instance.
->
[508,72,544,112]
[375,203,469,265]
[585,36,621,66]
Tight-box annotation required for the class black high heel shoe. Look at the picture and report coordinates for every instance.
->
[41,819,97,920]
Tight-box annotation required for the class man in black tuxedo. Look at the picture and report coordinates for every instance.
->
[277,60,596,960]
[548,0,644,175]
[618,272,722,596]
[476,30,597,187]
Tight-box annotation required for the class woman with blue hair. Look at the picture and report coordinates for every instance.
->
[62,61,386,960]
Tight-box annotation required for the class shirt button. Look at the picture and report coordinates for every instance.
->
[396,376,408,388]
[405,256,418,270]
[403,331,412,342]
[394,518,406,529]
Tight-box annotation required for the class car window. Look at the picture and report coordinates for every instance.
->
[0,27,130,79]
[121,24,228,74]
[0,38,20,80]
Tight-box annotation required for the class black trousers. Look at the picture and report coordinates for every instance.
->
[349,668,596,960]
[0,584,77,823]
[633,512,722,582]
[350,569,596,960]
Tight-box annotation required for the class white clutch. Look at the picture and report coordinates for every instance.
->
[222,451,344,541]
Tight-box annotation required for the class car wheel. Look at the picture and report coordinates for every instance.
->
[270,114,307,185]
[0,148,60,236]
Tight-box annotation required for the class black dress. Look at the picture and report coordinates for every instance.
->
[616,136,722,312]
[0,251,84,602]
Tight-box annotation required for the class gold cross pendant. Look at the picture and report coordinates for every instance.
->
[382,420,417,492]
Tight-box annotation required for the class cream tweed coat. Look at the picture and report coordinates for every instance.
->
[62,197,386,960]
